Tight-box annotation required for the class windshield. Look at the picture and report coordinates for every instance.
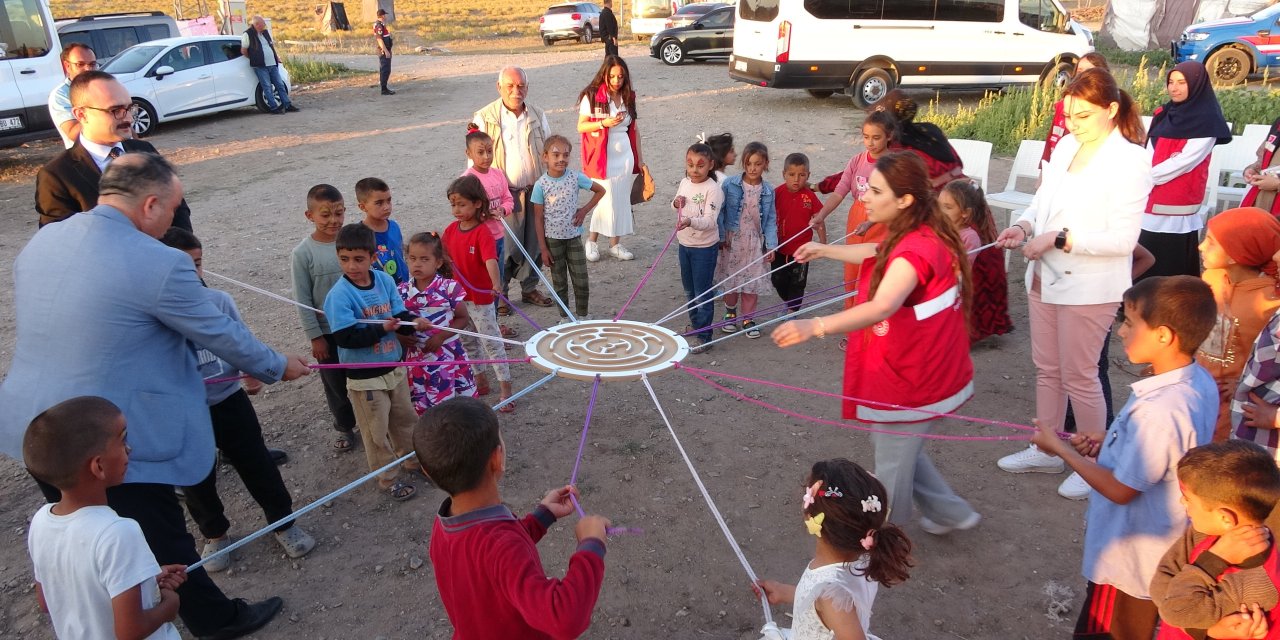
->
[102,45,164,74]
[634,0,673,19]
[1255,3,1280,20]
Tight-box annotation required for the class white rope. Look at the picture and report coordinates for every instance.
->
[204,270,322,313]
[699,287,860,349]
[354,319,524,347]
[499,216,578,322]
[639,373,774,626]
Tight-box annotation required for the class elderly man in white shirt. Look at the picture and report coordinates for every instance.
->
[47,43,98,149]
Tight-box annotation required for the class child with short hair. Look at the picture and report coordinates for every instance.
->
[399,231,478,415]
[462,124,519,335]
[1150,439,1280,639]
[355,177,408,284]
[415,396,610,639]
[24,396,187,640]
[1196,207,1280,440]
[755,458,912,640]
[674,142,726,353]
[443,175,515,409]
[324,223,433,501]
[772,153,817,313]
[291,184,359,453]
[717,141,778,338]
[1031,275,1220,639]
[533,134,605,321]
[939,179,1012,343]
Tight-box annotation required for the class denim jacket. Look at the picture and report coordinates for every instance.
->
[721,174,779,250]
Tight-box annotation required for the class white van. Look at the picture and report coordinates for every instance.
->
[729,0,1092,107]
[632,0,689,39]
[1,0,62,147]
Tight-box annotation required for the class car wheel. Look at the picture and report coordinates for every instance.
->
[543,36,553,46]
[660,40,685,65]
[131,99,157,137]
[850,67,892,109]
[806,89,835,99]
[1042,61,1073,90]
[581,25,594,44]
[254,85,273,112]
[1206,47,1251,85]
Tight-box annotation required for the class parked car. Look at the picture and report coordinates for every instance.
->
[101,35,290,136]
[632,0,688,39]
[56,12,179,65]
[665,2,728,28]
[1173,3,1280,85]
[540,3,603,45]
[650,5,734,65]
[1,0,63,147]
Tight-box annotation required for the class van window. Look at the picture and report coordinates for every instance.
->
[1018,0,1067,33]
[803,0,882,20]
[59,30,94,50]
[0,0,52,60]
[100,26,140,57]
[633,0,673,19]
[935,0,1004,21]
[881,0,935,20]
[739,0,779,22]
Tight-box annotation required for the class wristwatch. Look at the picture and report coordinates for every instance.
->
[1054,228,1069,251]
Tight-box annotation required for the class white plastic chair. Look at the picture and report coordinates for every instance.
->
[1214,126,1270,210]
[987,139,1046,226]
[949,139,992,192]
[1205,150,1222,220]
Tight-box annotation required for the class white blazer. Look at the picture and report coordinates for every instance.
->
[1017,127,1153,305]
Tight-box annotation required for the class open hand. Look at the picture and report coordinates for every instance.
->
[540,485,579,519]
[792,242,825,264]
[772,319,818,348]
[1210,524,1272,565]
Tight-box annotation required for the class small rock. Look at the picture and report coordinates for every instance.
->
[322,500,333,508]
[675,607,689,617]
[623,473,633,481]
[289,613,300,623]
[717,610,727,618]
[374,564,384,574]
[934,619,943,626]
[409,556,424,570]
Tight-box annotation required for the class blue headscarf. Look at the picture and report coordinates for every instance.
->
[1147,61,1232,145]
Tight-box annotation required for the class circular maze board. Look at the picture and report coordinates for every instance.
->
[524,319,690,382]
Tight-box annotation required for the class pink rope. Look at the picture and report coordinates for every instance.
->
[205,374,251,385]
[310,358,530,370]
[679,367,1063,442]
[615,225,680,321]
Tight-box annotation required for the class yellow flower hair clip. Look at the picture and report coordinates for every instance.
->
[804,512,825,537]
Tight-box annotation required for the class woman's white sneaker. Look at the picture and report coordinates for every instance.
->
[997,445,1065,474]
[585,241,600,262]
[1057,472,1091,500]
[610,244,635,261]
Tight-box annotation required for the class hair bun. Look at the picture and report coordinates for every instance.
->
[466,122,480,133]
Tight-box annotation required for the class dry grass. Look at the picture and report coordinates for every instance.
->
[51,0,620,53]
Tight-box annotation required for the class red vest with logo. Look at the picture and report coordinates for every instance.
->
[1155,535,1280,639]
[1242,118,1280,215]
[842,226,973,423]
[580,84,640,181]
[1146,116,1211,217]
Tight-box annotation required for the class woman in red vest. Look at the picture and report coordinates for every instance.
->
[1242,116,1280,214]
[576,55,644,262]
[772,151,980,534]
[1140,61,1233,278]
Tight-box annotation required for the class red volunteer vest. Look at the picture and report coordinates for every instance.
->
[1242,118,1280,215]
[1155,535,1280,639]
[842,226,973,423]
[1146,135,1211,216]
[580,84,640,181]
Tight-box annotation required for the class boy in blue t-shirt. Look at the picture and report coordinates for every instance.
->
[324,223,431,501]
[1032,276,1219,640]
[355,177,407,284]
[532,135,604,321]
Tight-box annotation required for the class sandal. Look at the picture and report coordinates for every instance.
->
[497,302,512,317]
[521,290,554,307]
[498,398,516,413]
[382,481,416,502]
[500,325,520,339]
[333,430,356,453]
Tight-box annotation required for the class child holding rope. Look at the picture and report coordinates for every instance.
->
[773,151,980,535]
[1031,276,1218,639]
[399,231,478,415]
[717,141,778,338]
[938,179,1012,343]
[754,458,912,640]
[674,142,726,353]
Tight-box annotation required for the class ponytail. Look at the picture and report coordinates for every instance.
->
[1063,68,1146,147]
[1115,91,1146,147]
[860,522,913,587]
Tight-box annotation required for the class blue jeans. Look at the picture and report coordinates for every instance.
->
[253,65,291,111]
[678,244,718,342]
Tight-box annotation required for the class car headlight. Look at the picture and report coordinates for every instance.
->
[1185,32,1210,41]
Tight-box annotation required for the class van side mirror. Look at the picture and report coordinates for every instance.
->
[154,65,175,78]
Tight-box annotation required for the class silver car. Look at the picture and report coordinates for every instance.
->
[540,3,603,45]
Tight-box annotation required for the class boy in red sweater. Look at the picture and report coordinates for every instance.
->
[414,397,610,639]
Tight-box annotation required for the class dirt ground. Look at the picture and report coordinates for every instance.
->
[0,44,1123,639]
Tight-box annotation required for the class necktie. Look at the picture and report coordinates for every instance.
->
[108,146,123,160]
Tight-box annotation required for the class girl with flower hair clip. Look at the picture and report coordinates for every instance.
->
[755,459,913,640]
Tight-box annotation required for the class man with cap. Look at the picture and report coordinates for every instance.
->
[374,8,394,95]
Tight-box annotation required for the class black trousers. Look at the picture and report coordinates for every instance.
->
[1137,228,1201,280]
[34,478,241,635]
[604,40,618,57]
[770,253,809,312]
[184,389,295,539]
[378,54,391,90]
[319,334,357,433]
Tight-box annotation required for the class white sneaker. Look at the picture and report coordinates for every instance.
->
[585,241,600,262]
[919,511,981,536]
[201,537,233,572]
[996,445,1065,474]
[1057,472,1091,500]
[610,244,635,261]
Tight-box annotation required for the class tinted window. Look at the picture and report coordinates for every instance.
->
[701,8,733,26]
[0,0,52,60]
[738,0,778,22]
[101,44,163,73]
[803,0,882,19]
[1018,0,1067,33]
[99,26,140,57]
[881,0,935,19]
[209,39,242,60]
[547,6,576,14]
[157,42,206,72]
[141,24,172,41]
[935,0,1004,21]
[59,30,94,50]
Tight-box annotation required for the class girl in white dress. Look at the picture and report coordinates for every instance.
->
[755,459,913,640]
[577,55,644,262]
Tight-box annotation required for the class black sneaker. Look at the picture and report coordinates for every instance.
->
[381,89,396,95]
[284,104,300,112]
[198,597,284,640]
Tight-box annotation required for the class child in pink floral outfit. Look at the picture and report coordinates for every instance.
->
[398,232,478,415]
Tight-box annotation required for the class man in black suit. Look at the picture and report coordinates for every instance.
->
[34,71,192,230]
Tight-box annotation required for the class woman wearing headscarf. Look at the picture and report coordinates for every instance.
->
[1196,207,1280,440]
[1140,60,1233,278]
[874,89,965,190]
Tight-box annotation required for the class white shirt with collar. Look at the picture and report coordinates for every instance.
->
[498,104,548,188]
[79,136,124,173]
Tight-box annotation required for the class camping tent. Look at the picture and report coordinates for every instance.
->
[1100,0,1275,50]
[318,2,351,32]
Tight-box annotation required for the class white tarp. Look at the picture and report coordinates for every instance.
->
[1103,0,1162,50]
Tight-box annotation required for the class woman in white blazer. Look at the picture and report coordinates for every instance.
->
[992,68,1153,497]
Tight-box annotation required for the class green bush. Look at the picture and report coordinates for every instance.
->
[923,56,1280,154]
[282,56,366,84]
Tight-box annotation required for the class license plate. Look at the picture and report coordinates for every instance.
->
[0,116,21,131]
[735,60,747,72]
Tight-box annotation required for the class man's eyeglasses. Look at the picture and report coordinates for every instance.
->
[80,104,138,120]
[69,61,99,69]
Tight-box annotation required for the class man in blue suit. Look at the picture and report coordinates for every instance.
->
[0,152,310,640]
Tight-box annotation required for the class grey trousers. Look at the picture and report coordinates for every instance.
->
[871,419,975,526]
